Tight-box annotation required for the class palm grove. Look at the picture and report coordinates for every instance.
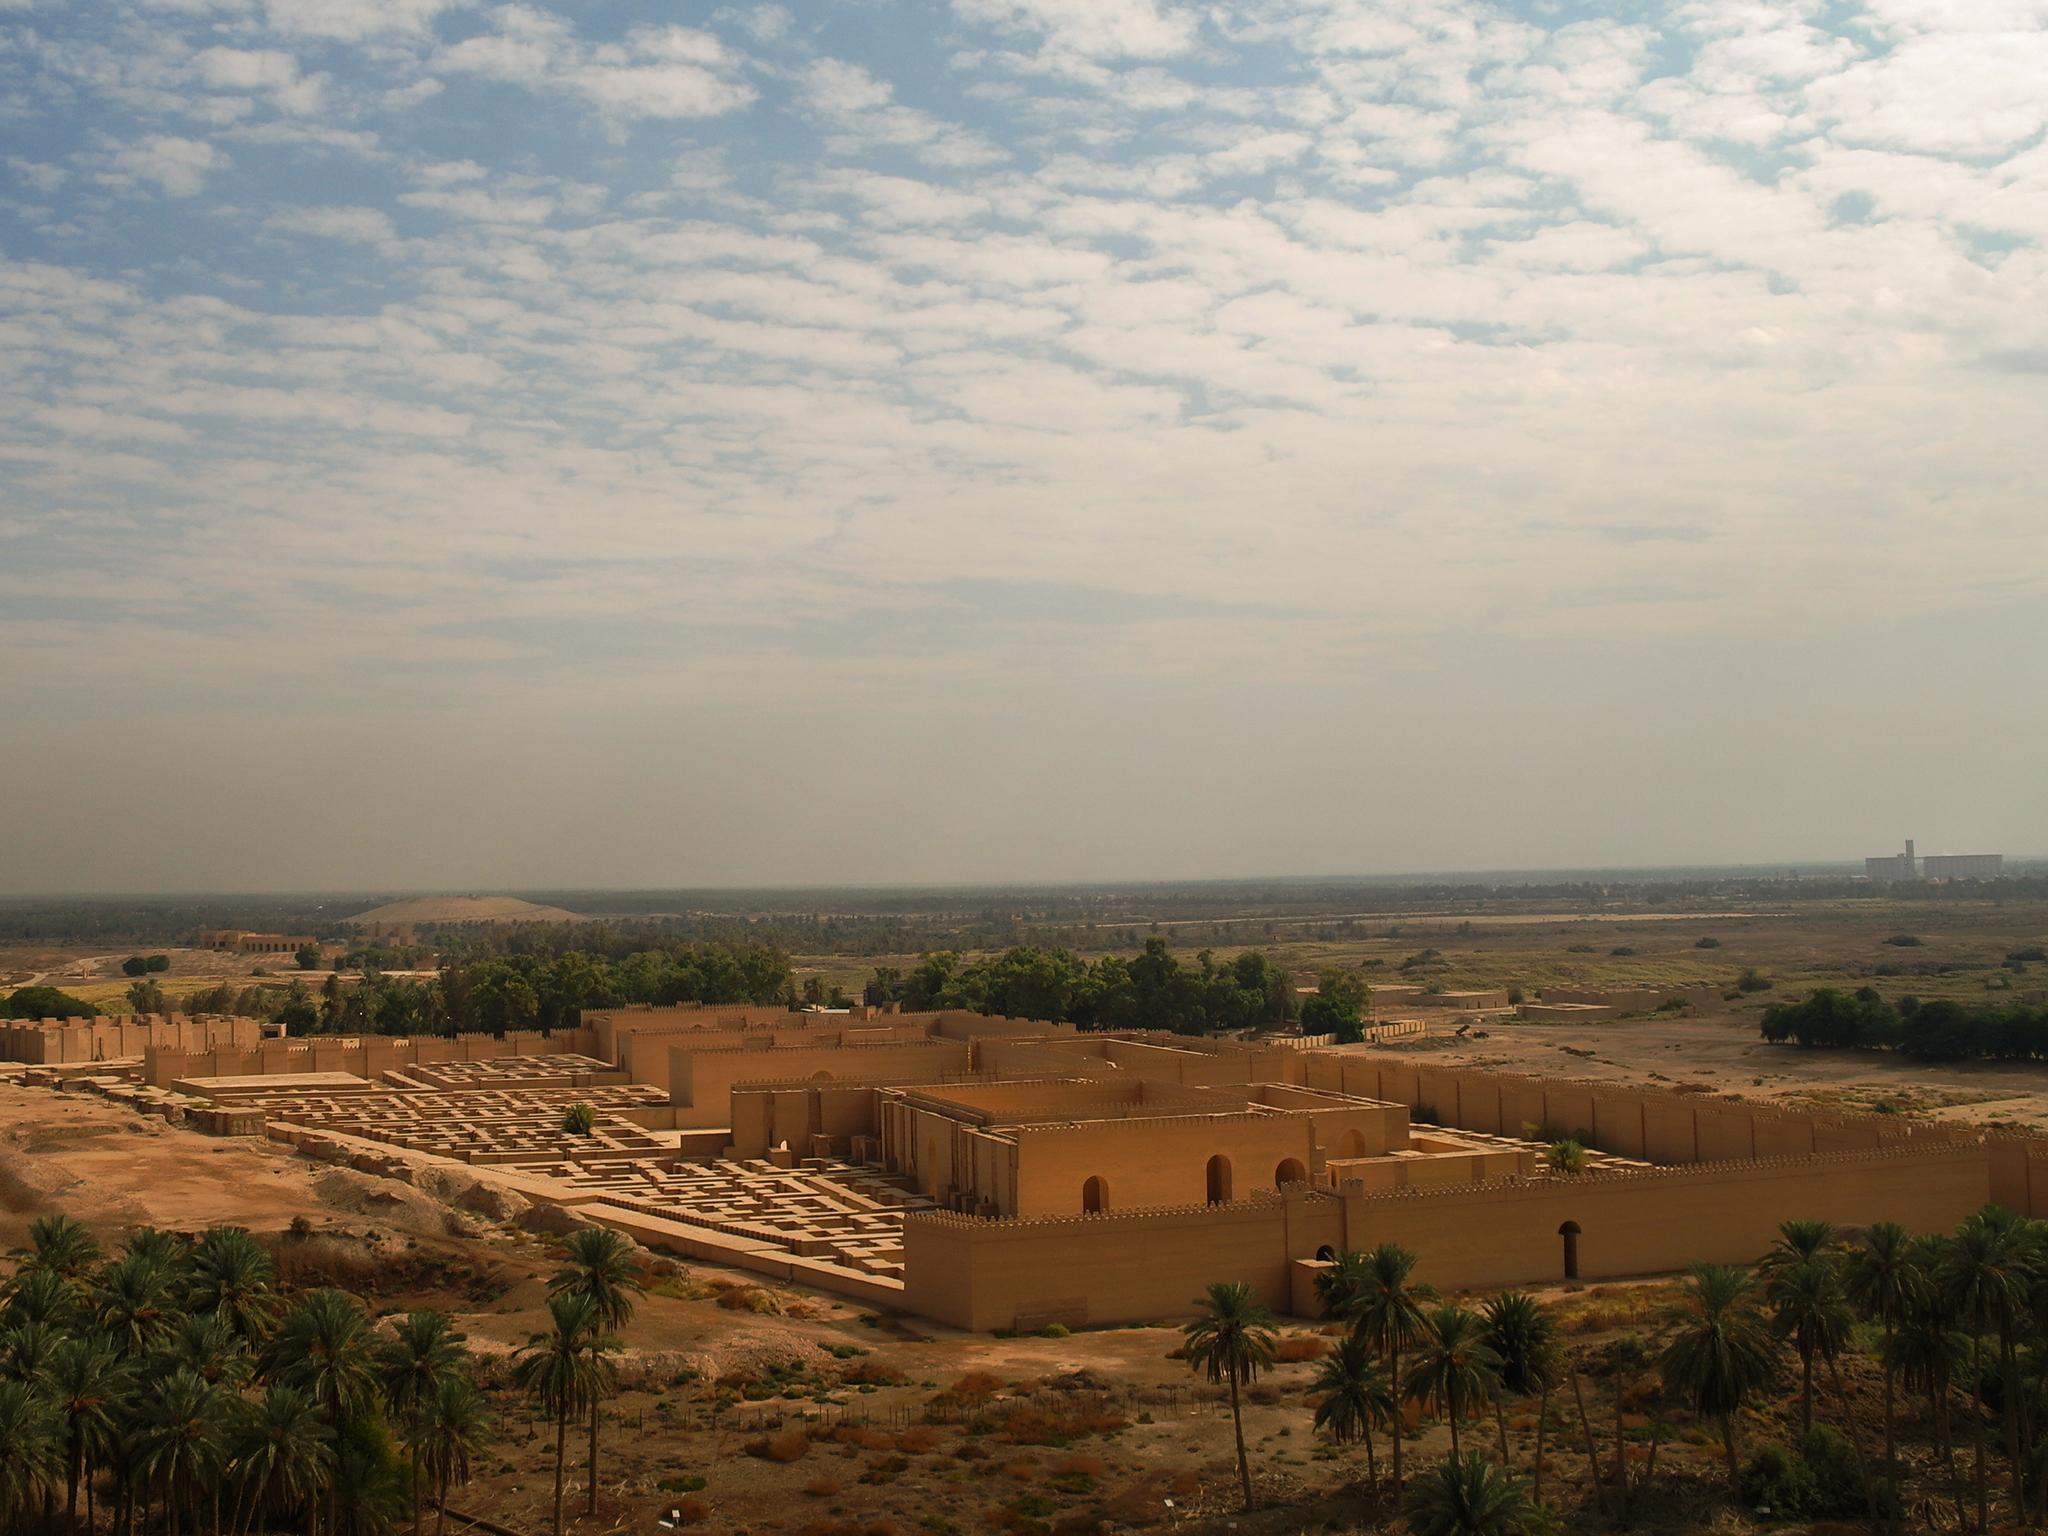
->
[1185,1205,2048,1535]
[0,1216,646,1536]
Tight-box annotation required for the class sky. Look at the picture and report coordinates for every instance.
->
[1,0,2044,894]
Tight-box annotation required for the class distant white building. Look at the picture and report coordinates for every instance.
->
[1865,839,1918,883]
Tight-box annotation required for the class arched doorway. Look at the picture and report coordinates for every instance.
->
[1274,1157,1307,1187]
[1205,1155,1233,1204]
[1559,1220,1582,1280]
[1082,1175,1108,1214]
[1315,1245,1337,1262]
[1342,1129,1369,1158]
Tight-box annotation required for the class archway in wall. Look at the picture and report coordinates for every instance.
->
[1275,1157,1307,1187]
[1315,1245,1337,1262]
[925,1140,941,1199]
[1205,1155,1233,1204]
[1082,1175,1108,1214]
[1559,1220,1582,1281]
[1342,1129,1369,1158]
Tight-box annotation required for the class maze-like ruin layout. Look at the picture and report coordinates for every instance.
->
[199,1056,924,1283]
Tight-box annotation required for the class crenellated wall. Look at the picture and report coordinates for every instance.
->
[2,1014,265,1065]
[138,1027,599,1086]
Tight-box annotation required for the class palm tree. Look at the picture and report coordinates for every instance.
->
[4,1317,64,1384]
[1543,1140,1588,1177]
[1314,1248,1371,1321]
[514,1293,609,1536]
[230,1385,335,1536]
[415,1377,492,1536]
[1403,1305,1502,1461]
[5,1268,82,1330]
[267,1289,379,1536]
[1181,1281,1278,1512]
[0,1378,64,1531]
[1936,1210,2029,1532]
[22,1212,102,1281]
[548,1227,642,1516]
[329,1425,405,1536]
[1402,1451,1542,1536]
[47,1334,130,1536]
[138,1369,231,1536]
[1345,1242,1436,1497]
[1764,1243,1855,1437]
[124,1227,193,1284]
[1480,1293,1560,1504]
[95,1253,179,1362]
[187,1228,281,1346]
[1846,1221,1920,1535]
[1657,1263,1775,1493]
[1311,1334,1394,1491]
[1763,1218,1836,1272]
[161,1310,253,1390]
[378,1312,469,1536]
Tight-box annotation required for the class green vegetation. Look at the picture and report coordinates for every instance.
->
[2,985,98,1019]
[120,956,169,977]
[560,1102,597,1136]
[869,938,1322,1036]
[1761,986,2048,1061]
[1180,1281,1278,1511]
[1,1213,495,1536]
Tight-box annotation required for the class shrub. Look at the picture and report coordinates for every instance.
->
[561,1102,597,1135]
[803,1477,843,1498]
[1737,968,1773,993]
[658,1473,708,1493]
[1741,1443,1818,1517]
[1610,946,1635,957]
[715,1285,785,1315]
[1274,1334,1330,1363]
[670,1497,708,1526]
[1036,1323,1068,1338]
[1884,934,1923,947]
[747,1429,810,1463]
[2009,947,2047,964]
[1800,1425,1867,1516]
[1694,936,1722,949]
[1566,943,1595,954]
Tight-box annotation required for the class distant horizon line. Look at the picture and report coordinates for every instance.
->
[7,855,2042,903]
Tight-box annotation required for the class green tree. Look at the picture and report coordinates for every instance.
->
[1543,1140,1588,1177]
[514,1293,609,1536]
[23,1213,102,1283]
[1762,1222,1854,1439]
[560,1102,596,1137]
[1311,1334,1393,1490]
[1181,1281,1278,1511]
[0,1378,63,1531]
[187,1226,280,1346]
[295,945,322,971]
[2,985,99,1019]
[95,1253,179,1362]
[1345,1243,1436,1498]
[1402,1451,1543,1536]
[415,1377,492,1536]
[1300,968,1371,1043]
[378,1311,470,1536]
[45,1334,129,1536]
[230,1384,335,1536]
[1403,1305,1502,1460]
[128,979,169,1014]
[138,1369,231,1536]
[549,1227,643,1516]
[1845,1221,1920,1535]
[1935,1210,2029,1532]
[1657,1263,1776,1492]
[1481,1292,1561,1504]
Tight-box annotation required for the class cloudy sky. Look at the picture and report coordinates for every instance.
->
[1,0,2043,893]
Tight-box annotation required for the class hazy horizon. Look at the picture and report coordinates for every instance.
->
[3,1,2043,894]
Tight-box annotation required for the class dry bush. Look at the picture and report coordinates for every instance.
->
[715,1284,785,1315]
[1002,1460,1038,1481]
[671,1497,708,1526]
[803,1477,843,1499]
[861,1521,896,1536]
[997,1401,1127,1446]
[833,1427,896,1452]
[931,1371,1004,1410]
[1051,1518,1102,1536]
[798,1521,857,1536]
[954,1442,989,1462]
[1274,1334,1330,1364]
[858,1455,909,1485]
[841,1359,907,1387]
[895,1425,942,1455]
[1052,1454,1105,1479]
[745,1429,811,1463]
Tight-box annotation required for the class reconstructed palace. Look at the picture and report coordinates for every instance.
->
[3,1005,2023,1331]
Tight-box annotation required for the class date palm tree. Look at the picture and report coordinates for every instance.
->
[5,1268,83,1330]
[138,1368,231,1536]
[1764,1241,1855,1438]
[266,1289,379,1536]
[1403,1305,1502,1461]
[96,1252,180,1363]
[415,1377,492,1536]
[1936,1211,2029,1532]
[229,1385,334,1536]
[378,1312,469,1536]
[0,1378,64,1532]
[548,1228,643,1515]
[1402,1451,1542,1536]
[1311,1334,1394,1491]
[22,1213,102,1281]
[1657,1263,1775,1493]
[187,1227,281,1346]
[515,1293,608,1536]
[4,1317,64,1384]
[1480,1292,1561,1505]
[1314,1248,1372,1320]
[1182,1281,1278,1512]
[1346,1243,1436,1497]
[1846,1221,1920,1535]
[47,1334,130,1536]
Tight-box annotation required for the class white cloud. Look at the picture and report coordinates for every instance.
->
[107,135,224,197]
[438,9,757,120]
[268,205,396,241]
[953,0,1197,60]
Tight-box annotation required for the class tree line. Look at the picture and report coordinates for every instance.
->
[1188,1205,2048,1535]
[1761,987,2048,1062]
[865,939,1371,1040]
[1,1214,646,1536]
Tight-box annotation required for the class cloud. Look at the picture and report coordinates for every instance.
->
[953,0,1197,61]
[438,8,758,120]
[106,135,225,196]
[267,204,396,241]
